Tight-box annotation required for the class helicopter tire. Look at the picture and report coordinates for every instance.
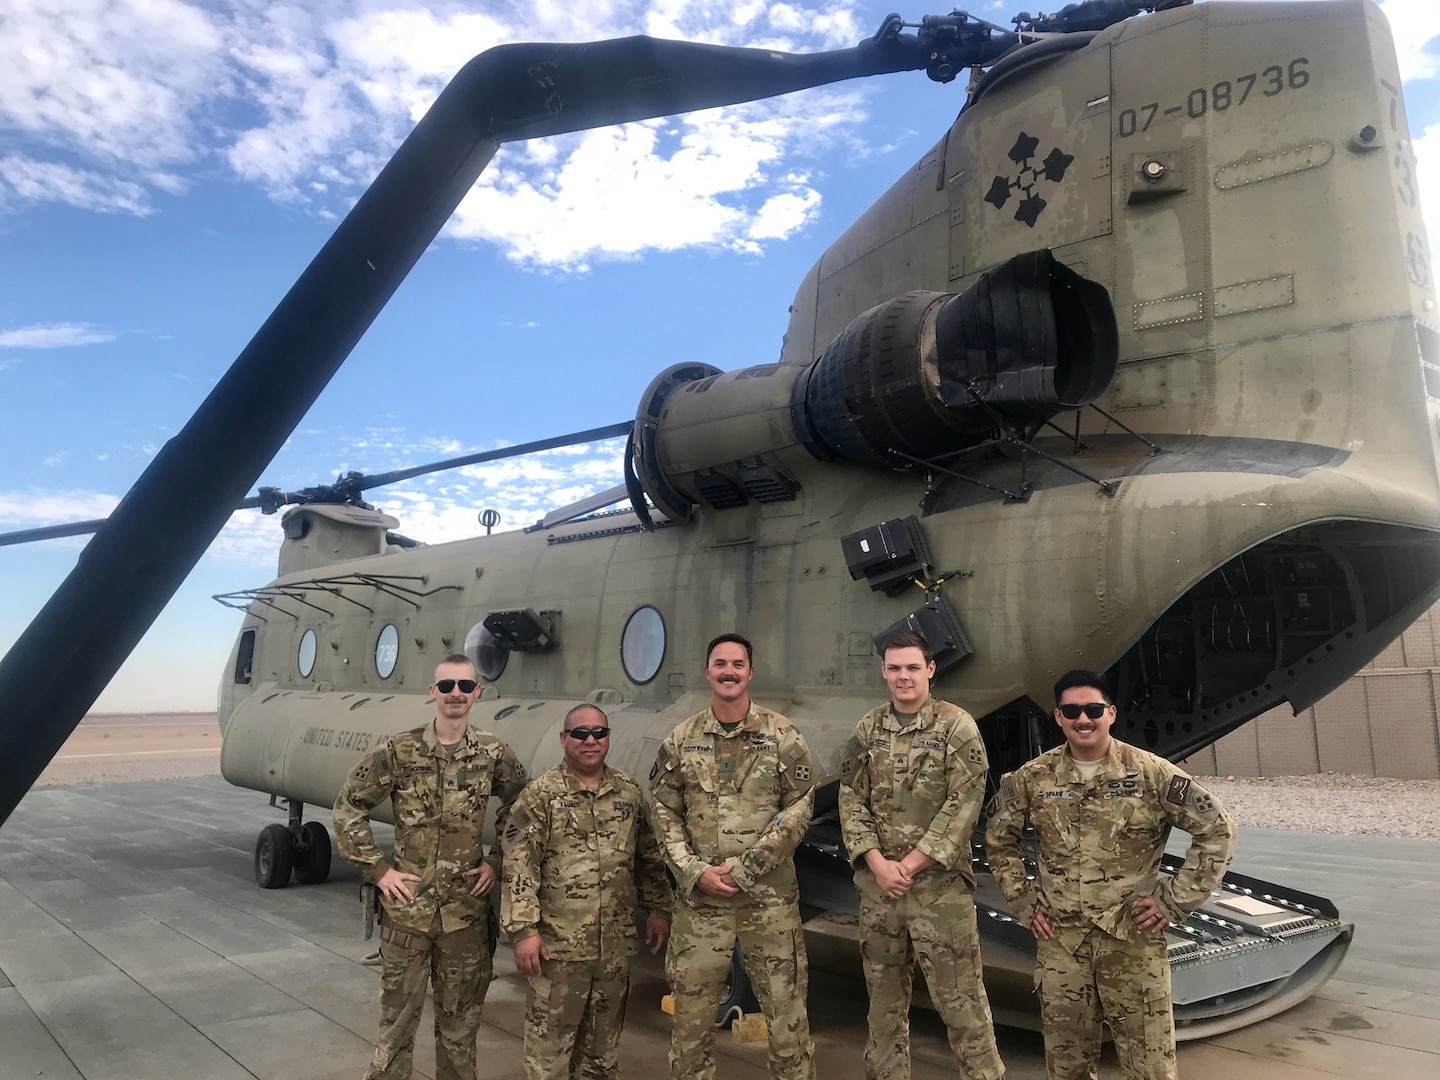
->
[255,823,295,889]
[715,942,759,1027]
[293,820,333,885]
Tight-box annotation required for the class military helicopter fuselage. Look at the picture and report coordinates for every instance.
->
[214,0,1429,1037]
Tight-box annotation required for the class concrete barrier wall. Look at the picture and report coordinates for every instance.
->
[1181,604,1440,778]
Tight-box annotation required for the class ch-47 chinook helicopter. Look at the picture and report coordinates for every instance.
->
[0,0,1434,1041]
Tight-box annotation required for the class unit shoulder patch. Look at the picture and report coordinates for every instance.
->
[1165,775,1191,806]
[500,804,534,853]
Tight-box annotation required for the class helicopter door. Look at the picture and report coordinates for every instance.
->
[948,43,1114,284]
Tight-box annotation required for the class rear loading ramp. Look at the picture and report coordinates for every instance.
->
[795,814,1353,1039]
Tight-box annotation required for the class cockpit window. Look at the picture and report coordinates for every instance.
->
[465,620,509,682]
[375,623,399,679]
[298,628,317,678]
[621,605,666,685]
[235,629,256,685]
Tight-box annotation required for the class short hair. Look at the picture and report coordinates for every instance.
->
[564,703,607,728]
[435,654,477,678]
[879,628,932,665]
[706,632,753,666]
[1053,668,1112,705]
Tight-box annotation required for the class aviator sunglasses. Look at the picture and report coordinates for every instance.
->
[1057,702,1111,720]
[434,678,478,694]
[563,726,611,742]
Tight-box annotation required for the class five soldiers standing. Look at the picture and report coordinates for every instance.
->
[336,645,1236,1080]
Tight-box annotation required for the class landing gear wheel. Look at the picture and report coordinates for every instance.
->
[715,943,758,1027]
[293,820,333,885]
[254,823,295,888]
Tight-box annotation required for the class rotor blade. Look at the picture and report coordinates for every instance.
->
[0,519,108,548]
[478,35,931,143]
[0,29,949,826]
[353,421,633,491]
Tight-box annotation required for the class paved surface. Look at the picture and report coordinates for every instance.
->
[0,775,1436,1080]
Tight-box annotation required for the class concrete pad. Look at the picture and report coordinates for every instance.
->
[1275,995,1440,1055]
[121,887,312,955]
[0,986,84,1080]
[19,971,258,1080]
[201,1008,382,1080]
[1211,1012,1440,1078]
[229,944,381,1038]
[5,773,1437,1080]
[1316,977,1418,1009]
[13,877,157,934]
[0,925,119,986]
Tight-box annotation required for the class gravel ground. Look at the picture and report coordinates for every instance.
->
[1198,774,1440,840]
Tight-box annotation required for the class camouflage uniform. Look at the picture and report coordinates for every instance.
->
[334,721,528,1080]
[839,697,1005,1080]
[984,739,1237,1080]
[501,760,673,1080]
[649,703,817,1080]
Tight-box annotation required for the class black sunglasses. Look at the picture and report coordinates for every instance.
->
[563,726,611,742]
[434,679,478,694]
[1058,702,1110,720]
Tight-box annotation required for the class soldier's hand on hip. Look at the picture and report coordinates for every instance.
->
[514,933,550,976]
[1131,895,1170,933]
[1029,904,1054,940]
[697,864,740,897]
[645,915,671,954]
[376,868,422,905]
[464,863,496,896]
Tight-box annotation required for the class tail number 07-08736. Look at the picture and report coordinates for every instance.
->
[1117,58,1311,138]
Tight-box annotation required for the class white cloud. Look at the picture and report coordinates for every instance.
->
[0,156,153,215]
[0,0,223,168]
[0,1,873,265]
[1380,0,1440,82]
[0,322,117,349]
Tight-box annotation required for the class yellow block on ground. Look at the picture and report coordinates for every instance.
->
[732,1013,768,1042]
[660,994,675,1015]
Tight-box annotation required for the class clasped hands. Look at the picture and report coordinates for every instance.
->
[865,848,936,900]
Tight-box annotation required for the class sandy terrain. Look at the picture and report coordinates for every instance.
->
[34,712,222,787]
[33,714,1440,839]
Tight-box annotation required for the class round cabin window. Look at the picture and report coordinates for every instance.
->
[465,621,509,682]
[297,629,317,678]
[375,624,399,679]
[621,605,666,685]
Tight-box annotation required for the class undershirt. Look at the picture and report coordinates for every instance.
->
[1072,757,1104,781]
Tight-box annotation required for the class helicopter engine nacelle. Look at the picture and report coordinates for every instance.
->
[630,249,1117,521]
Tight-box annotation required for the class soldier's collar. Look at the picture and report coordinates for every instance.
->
[883,697,931,732]
[561,759,612,795]
[422,720,477,758]
[1058,740,1122,782]
[703,702,761,736]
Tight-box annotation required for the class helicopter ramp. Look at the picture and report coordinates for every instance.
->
[797,832,1354,1039]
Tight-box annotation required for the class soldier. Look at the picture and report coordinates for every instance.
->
[984,669,1237,1080]
[334,653,528,1080]
[501,703,673,1080]
[649,632,817,1080]
[839,629,1006,1080]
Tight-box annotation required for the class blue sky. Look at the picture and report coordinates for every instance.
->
[3,0,1439,711]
